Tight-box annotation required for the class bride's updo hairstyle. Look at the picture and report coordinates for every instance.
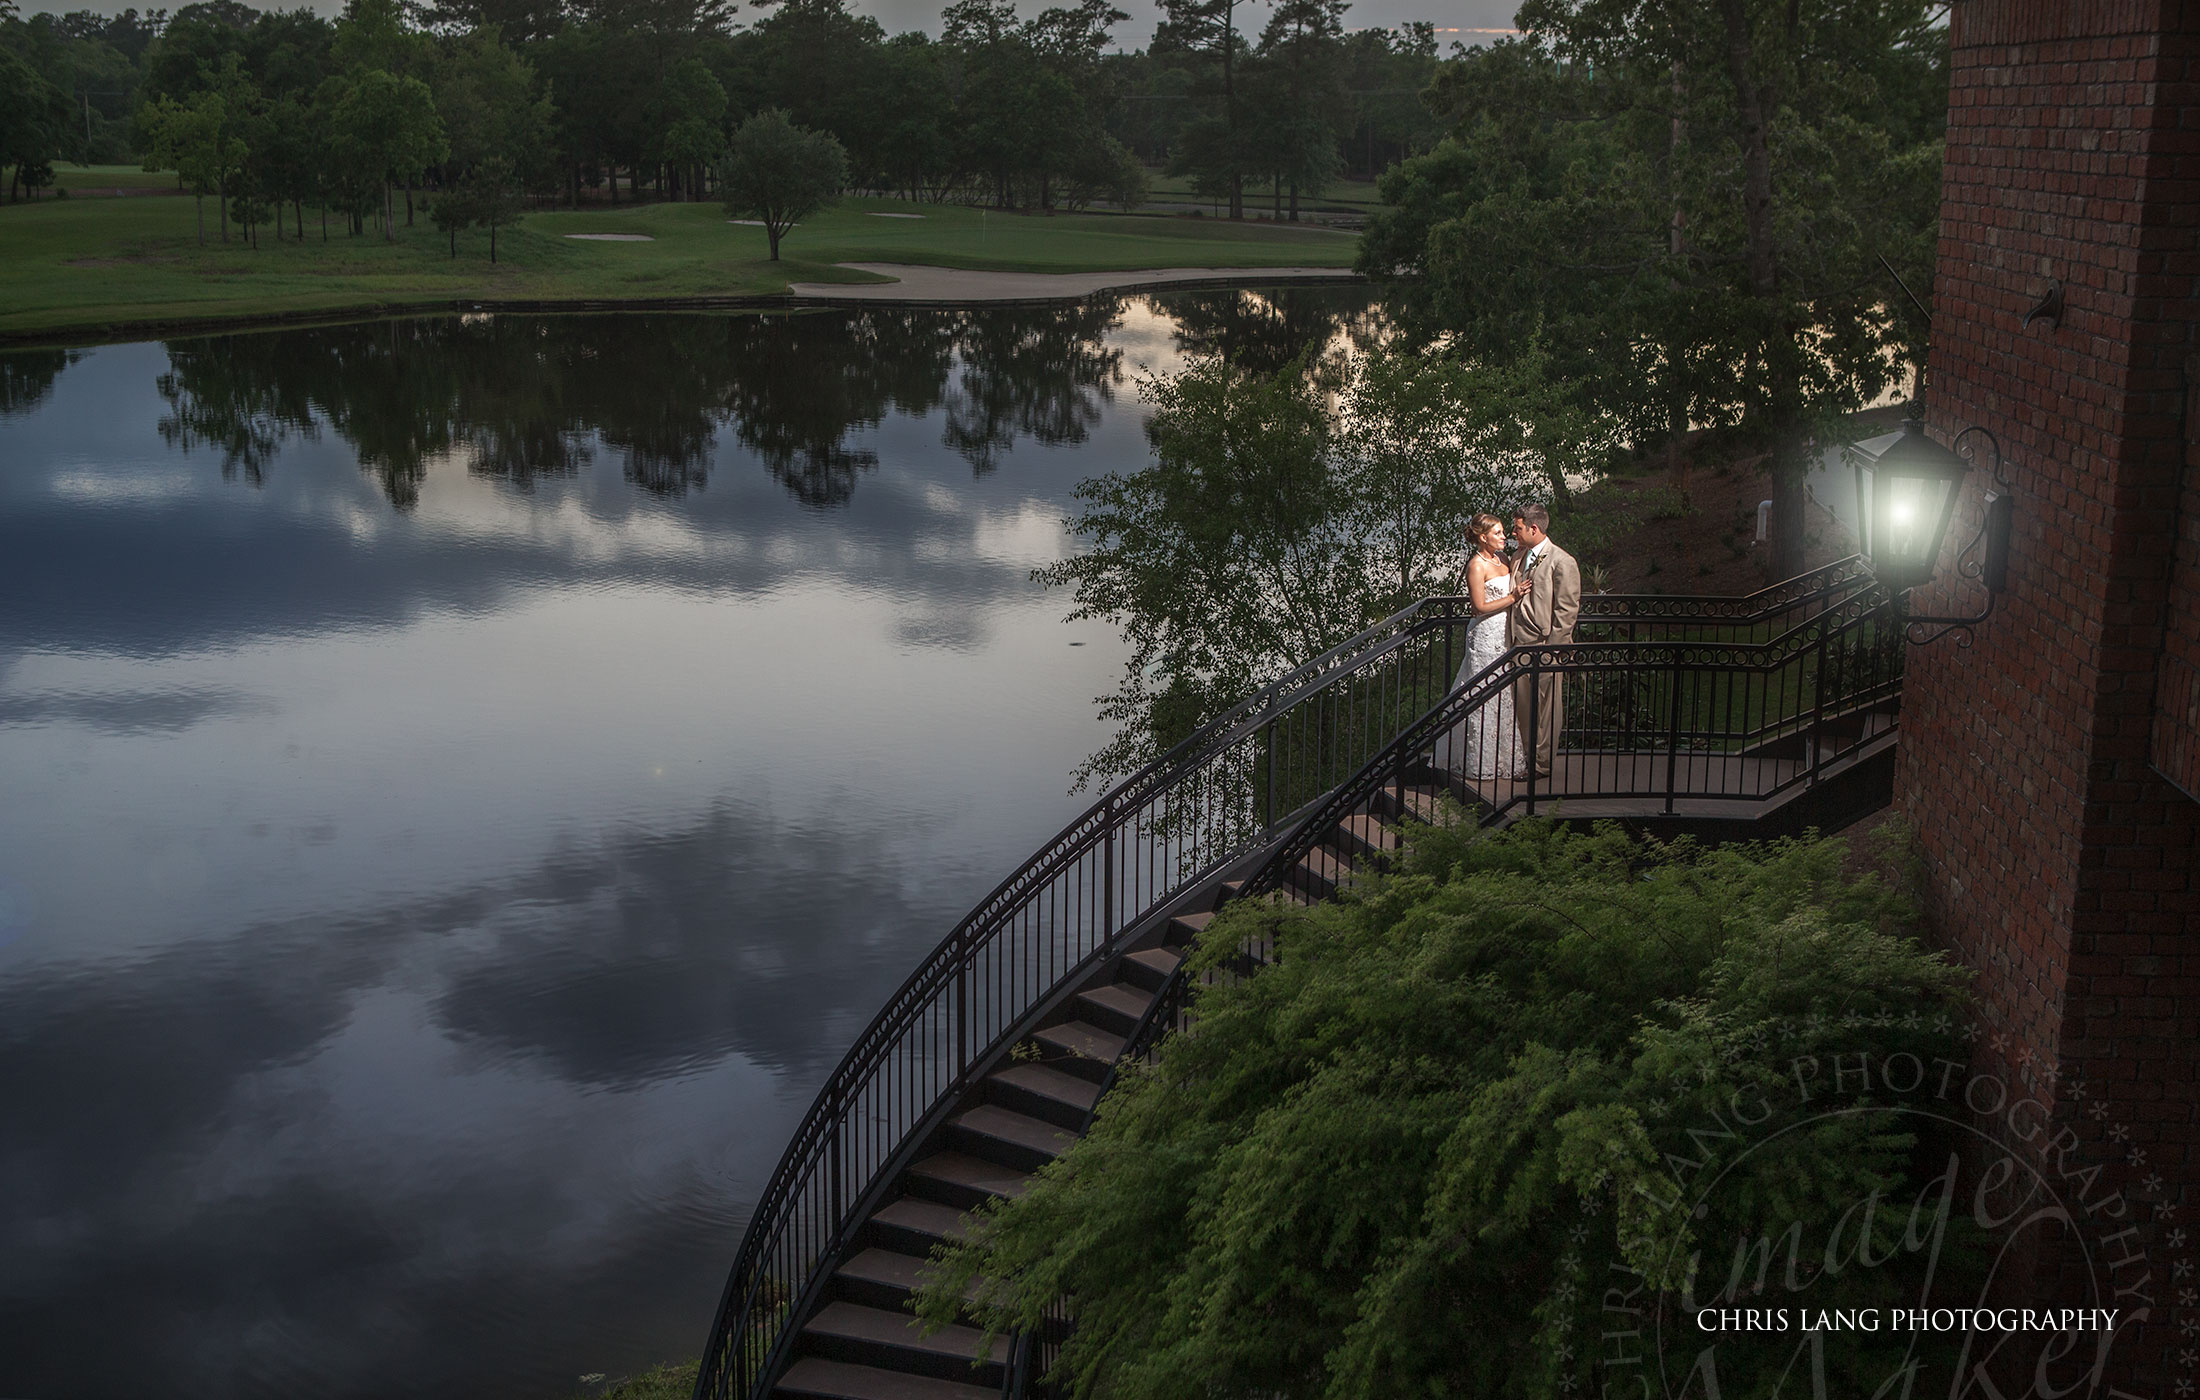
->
[1468,513,1505,551]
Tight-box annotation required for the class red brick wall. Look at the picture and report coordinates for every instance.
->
[1896,1,2197,1388]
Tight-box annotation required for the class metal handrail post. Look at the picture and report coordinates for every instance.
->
[1665,651,1683,815]
[827,1078,844,1234]
[1263,720,1276,833]
[1810,625,1831,784]
[1524,658,1539,817]
[1102,803,1117,937]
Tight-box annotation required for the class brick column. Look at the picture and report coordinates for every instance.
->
[1895,1,2197,1390]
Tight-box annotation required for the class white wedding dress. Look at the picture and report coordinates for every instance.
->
[1436,571,1523,781]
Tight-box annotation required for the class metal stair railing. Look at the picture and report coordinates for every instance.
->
[1094,588,1905,1253]
[693,558,1882,1400]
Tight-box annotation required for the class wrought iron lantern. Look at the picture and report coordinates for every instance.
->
[1847,417,1969,588]
[1844,413,2015,644]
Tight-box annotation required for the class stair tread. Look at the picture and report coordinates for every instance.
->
[953,1103,1077,1157]
[1171,908,1217,933]
[1079,982,1156,1018]
[989,1062,1102,1111]
[838,1247,987,1303]
[1127,946,1183,976]
[1340,814,1400,849]
[1301,848,1347,877]
[908,1150,1032,1199]
[1386,782,1442,819]
[807,1301,1009,1363]
[1031,1020,1125,1062]
[871,1196,970,1241]
[779,1356,1000,1400]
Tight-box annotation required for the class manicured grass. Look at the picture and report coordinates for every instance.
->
[1143,170,1391,212]
[0,189,1360,342]
[47,161,187,193]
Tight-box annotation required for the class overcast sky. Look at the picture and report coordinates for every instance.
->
[49,0,1524,46]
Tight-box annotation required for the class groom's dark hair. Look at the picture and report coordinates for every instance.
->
[1514,504,1551,529]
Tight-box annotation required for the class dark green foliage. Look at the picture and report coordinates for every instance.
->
[918,820,1973,1399]
[1038,333,1612,787]
[717,108,846,261]
[1361,2,1947,576]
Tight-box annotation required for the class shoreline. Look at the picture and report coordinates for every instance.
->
[784,262,1364,303]
[0,268,1368,350]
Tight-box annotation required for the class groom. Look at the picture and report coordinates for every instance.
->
[1507,505,1581,780]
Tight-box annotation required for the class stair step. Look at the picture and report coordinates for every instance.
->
[989,1062,1102,1116]
[1031,1019,1125,1064]
[836,1247,986,1304]
[778,1357,998,1400]
[951,1104,1076,1163]
[1076,980,1156,1033]
[1167,908,1216,942]
[1296,846,1349,891]
[805,1301,1009,1364]
[907,1150,1032,1204]
[870,1196,971,1244]
[1337,814,1400,854]
[1135,946,1188,977]
[1384,781,1443,822]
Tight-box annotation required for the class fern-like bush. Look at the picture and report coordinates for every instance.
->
[917,818,1979,1399]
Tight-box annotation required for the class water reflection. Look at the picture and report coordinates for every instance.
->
[0,285,1373,1400]
[2,347,80,418]
[152,298,1152,511]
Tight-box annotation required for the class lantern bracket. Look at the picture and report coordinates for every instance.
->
[1899,425,2012,647]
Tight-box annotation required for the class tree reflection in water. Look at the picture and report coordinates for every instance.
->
[144,289,1367,509]
[1,348,81,420]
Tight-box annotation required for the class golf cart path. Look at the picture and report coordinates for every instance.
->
[787,263,1362,303]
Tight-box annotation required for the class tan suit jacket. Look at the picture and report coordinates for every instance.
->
[1508,539,1582,647]
[1508,539,1580,778]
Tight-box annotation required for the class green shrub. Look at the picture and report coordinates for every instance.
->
[918,819,1975,1399]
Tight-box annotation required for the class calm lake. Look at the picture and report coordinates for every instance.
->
[0,288,1369,1400]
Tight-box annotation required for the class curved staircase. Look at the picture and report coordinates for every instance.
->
[695,561,1897,1400]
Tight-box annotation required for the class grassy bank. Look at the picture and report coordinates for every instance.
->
[0,172,1361,342]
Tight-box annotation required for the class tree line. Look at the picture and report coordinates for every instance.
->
[0,0,1446,237]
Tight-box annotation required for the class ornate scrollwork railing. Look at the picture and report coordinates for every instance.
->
[694,558,1883,1400]
[1091,587,1904,1287]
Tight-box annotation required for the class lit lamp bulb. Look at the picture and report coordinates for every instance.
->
[1889,496,1917,561]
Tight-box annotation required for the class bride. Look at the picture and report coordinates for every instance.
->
[1436,513,1528,781]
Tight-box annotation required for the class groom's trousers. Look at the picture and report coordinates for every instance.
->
[1513,653,1566,779]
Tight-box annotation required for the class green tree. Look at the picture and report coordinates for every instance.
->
[138,77,250,240]
[463,153,524,261]
[1037,341,1560,783]
[328,66,446,240]
[1243,0,1344,219]
[0,34,69,201]
[919,820,1973,1398]
[432,26,551,246]
[1153,0,1264,218]
[428,179,476,254]
[251,93,318,239]
[1363,3,1945,576]
[871,34,956,201]
[653,55,726,201]
[1339,21,1438,179]
[717,107,845,261]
